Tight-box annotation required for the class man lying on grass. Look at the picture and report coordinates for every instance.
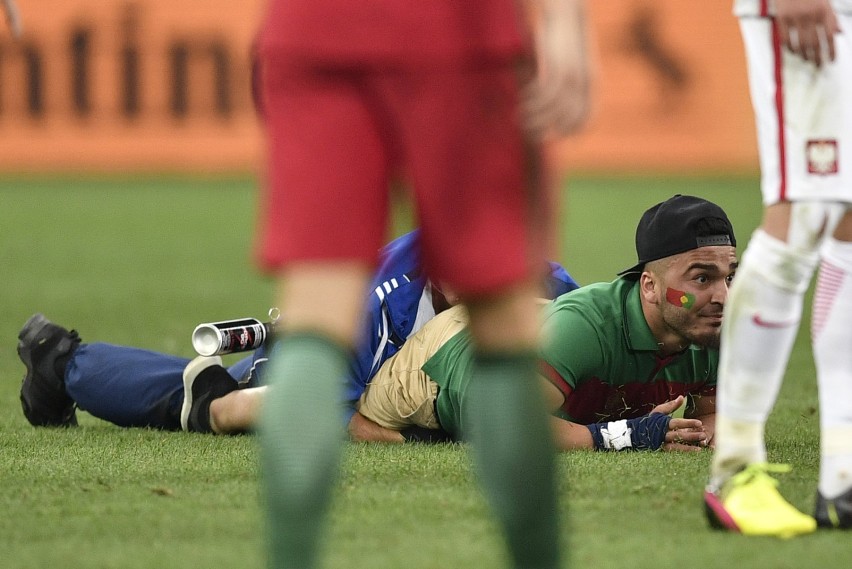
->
[357,194,737,451]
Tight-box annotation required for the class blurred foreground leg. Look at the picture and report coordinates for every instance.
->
[260,333,349,568]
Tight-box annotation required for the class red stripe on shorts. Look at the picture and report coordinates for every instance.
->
[771,19,787,201]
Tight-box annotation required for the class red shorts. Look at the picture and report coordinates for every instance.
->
[255,57,547,297]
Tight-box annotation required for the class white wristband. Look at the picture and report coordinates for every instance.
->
[601,420,633,450]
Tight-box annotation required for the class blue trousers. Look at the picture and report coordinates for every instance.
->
[65,343,265,430]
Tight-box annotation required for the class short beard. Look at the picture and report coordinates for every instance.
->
[662,307,721,350]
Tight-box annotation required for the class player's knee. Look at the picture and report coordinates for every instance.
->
[743,201,850,293]
[743,229,819,292]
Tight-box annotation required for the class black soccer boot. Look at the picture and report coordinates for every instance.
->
[815,487,852,529]
[18,313,81,427]
[180,356,240,433]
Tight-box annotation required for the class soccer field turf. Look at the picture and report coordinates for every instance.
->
[0,175,842,568]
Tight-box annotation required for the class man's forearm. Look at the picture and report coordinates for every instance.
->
[550,416,595,450]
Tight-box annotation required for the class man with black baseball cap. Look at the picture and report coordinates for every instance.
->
[537,193,737,451]
[353,194,738,453]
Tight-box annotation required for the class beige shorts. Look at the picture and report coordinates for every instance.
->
[356,304,469,430]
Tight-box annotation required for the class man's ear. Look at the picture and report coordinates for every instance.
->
[639,270,659,305]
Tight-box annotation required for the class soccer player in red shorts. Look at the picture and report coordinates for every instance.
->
[253,1,590,568]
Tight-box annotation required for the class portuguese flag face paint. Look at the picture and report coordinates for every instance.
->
[666,287,695,309]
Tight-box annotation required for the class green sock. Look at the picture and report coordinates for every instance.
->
[259,333,349,569]
[466,351,561,569]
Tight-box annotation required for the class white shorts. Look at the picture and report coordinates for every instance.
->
[739,15,851,205]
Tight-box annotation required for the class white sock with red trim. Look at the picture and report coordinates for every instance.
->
[814,238,852,499]
[711,230,819,483]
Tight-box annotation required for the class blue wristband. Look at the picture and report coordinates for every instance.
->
[586,413,671,451]
[631,413,671,450]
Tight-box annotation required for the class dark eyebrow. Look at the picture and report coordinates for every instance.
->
[686,262,739,273]
[686,263,720,272]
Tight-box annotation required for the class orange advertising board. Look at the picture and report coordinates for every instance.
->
[0,0,757,173]
[552,0,758,173]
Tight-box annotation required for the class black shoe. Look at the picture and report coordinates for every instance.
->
[18,313,81,427]
[180,356,239,433]
[815,487,852,528]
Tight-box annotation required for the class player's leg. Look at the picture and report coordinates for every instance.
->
[710,202,827,466]
[706,203,827,536]
[811,15,852,527]
[261,266,369,569]
[397,63,560,567]
[256,55,388,569]
[813,209,852,527]
[706,14,847,536]
[465,282,560,569]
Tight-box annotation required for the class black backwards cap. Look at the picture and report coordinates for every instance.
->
[618,194,736,278]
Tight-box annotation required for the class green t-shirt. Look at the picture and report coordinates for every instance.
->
[539,278,717,424]
[423,278,718,438]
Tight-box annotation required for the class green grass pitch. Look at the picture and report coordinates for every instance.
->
[0,174,841,568]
